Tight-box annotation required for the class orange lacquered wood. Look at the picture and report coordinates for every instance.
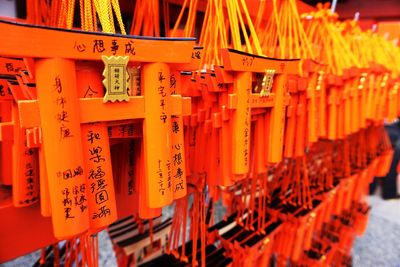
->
[268,74,287,163]
[376,150,394,177]
[108,121,143,139]
[220,48,301,75]
[337,88,345,139]
[174,46,203,71]
[0,20,195,63]
[35,58,89,239]
[372,74,383,122]
[365,73,376,121]
[18,95,190,128]
[378,74,390,123]
[12,101,39,207]
[317,73,327,138]
[0,57,26,75]
[327,86,338,140]
[220,92,233,186]
[0,100,13,185]
[207,126,220,196]
[358,74,368,129]
[77,65,118,231]
[39,147,51,217]
[112,140,137,213]
[0,202,57,263]
[284,94,298,158]
[334,182,345,215]
[294,92,307,157]
[303,215,316,251]
[170,70,187,199]
[0,79,13,100]
[306,72,318,144]
[142,62,173,208]
[229,93,289,109]
[231,71,252,175]
[263,112,271,166]
[255,115,267,173]
[292,223,306,261]
[343,82,352,136]
[138,141,162,219]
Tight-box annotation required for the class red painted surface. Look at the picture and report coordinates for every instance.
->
[0,200,57,263]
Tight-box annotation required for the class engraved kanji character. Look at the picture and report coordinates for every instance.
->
[172,121,179,133]
[87,130,101,144]
[93,39,106,53]
[53,76,62,93]
[56,110,69,123]
[173,153,182,166]
[111,39,119,55]
[125,41,136,55]
[60,125,73,140]
[64,207,75,219]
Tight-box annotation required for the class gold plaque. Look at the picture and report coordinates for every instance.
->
[260,69,275,97]
[102,55,130,102]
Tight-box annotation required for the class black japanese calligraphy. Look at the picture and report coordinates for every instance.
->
[84,86,98,98]
[58,166,84,180]
[125,41,136,55]
[111,39,119,55]
[74,41,86,52]
[93,39,106,53]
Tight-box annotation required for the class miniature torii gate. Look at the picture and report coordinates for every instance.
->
[0,56,50,218]
[214,48,301,184]
[0,19,196,239]
[0,57,31,188]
